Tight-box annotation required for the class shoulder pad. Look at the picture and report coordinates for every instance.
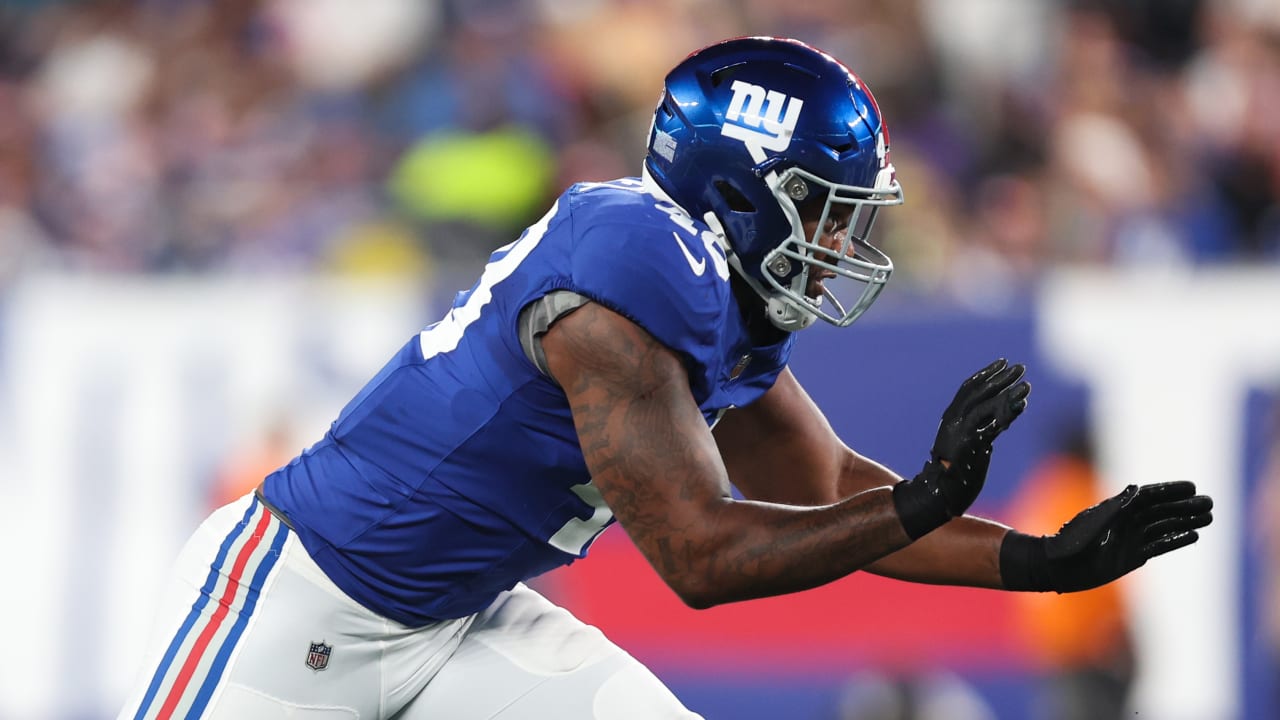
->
[566,181,731,362]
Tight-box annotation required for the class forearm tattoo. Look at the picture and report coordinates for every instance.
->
[550,303,911,605]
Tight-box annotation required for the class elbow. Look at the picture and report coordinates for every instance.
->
[674,585,720,610]
[645,503,745,610]
[665,572,732,610]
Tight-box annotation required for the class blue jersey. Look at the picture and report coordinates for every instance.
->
[262,176,795,626]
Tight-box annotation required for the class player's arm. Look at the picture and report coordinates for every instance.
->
[717,367,1215,593]
[716,368,1013,587]
[542,300,920,609]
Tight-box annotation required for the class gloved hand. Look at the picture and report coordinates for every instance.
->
[893,359,1032,539]
[1000,481,1214,593]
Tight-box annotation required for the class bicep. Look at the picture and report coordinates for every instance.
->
[543,305,926,605]
[540,301,732,569]
[713,368,854,505]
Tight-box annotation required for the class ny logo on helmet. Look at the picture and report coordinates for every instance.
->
[721,80,804,158]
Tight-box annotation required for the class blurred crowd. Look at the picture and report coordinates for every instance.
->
[1,0,1279,305]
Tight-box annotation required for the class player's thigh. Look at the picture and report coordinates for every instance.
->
[397,584,702,720]
[119,494,468,720]
[117,495,366,719]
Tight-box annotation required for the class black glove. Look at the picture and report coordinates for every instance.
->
[1001,481,1214,593]
[893,359,1031,539]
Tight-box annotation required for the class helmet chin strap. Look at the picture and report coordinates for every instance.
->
[703,211,818,332]
[767,295,818,331]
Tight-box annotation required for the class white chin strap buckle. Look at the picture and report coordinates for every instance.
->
[767,296,817,331]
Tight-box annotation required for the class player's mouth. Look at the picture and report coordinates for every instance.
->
[806,268,837,298]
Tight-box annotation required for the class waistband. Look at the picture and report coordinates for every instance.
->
[254,484,295,531]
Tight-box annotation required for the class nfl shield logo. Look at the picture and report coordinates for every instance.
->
[306,641,332,671]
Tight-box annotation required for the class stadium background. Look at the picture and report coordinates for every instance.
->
[1,1,1279,718]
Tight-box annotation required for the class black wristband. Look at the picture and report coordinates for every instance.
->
[999,530,1054,592]
[891,461,952,540]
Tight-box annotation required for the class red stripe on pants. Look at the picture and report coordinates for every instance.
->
[155,508,272,720]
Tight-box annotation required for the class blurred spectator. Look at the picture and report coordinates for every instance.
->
[0,0,1276,291]
[387,126,555,263]
[946,170,1051,309]
[1006,423,1135,720]
[2,3,1278,719]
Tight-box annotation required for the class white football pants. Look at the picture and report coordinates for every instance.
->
[118,492,702,719]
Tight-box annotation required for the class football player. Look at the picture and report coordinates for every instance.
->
[120,37,1213,720]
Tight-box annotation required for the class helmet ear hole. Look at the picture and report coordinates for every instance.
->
[714,180,756,212]
[709,65,742,88]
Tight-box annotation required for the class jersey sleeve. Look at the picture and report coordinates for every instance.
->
[565,195,729,376]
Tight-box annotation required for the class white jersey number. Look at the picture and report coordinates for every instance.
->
[547,482,614,555]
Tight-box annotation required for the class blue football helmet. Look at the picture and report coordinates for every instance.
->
[645,36,903,331]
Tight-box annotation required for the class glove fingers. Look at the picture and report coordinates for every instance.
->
[1143,512,1213,542]
[946,359,1008,416]
[1136,495,1214,524]
[1128,481,1199,509]
[994,381,1031,425]
[1142,529,1200,561]
[968,364,1027,408]
[959,358,1008,394]
[971,380,1032,441]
